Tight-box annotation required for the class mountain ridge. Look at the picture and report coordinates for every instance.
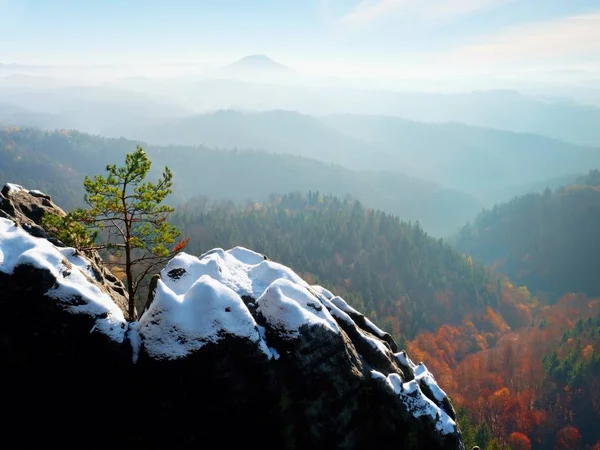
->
[0,127,482,236]
[223,54,293,72]
[113,109,600,203]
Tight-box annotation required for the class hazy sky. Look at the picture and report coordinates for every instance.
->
[1,0,599,77]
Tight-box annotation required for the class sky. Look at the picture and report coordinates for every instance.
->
[1,0,599,77]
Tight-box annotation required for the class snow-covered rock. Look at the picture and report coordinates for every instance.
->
[0,184,127,341]
[134,246,460,445]
[0,217,126,341]
[0,183,130,314]
[1,183,464,450]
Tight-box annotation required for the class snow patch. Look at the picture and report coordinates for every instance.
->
[321,297,354,326]
[371,369,387,383]
[138,277,264,360]
[387,373,403,394]
[141,247,342,359]
[3,184,48,198]
[128,323,142,363]
[363,317,387,339]
[330,295,362,316]
[0,217,126,342]
[58,247,97,280]
[414,363,448,403]
[227,246,266,265]
[361,329,390,355]
[5,183,25,193]
[162,247,310,300]
[397,379,456,435]
[311,284,334,300]
[256,278,340,339]
[395,351,417,371]
[372,367,456,435]
[329,295,387,338]
[249,260,310,298]
[257,324,280,360]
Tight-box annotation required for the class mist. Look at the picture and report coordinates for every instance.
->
[2,53,600,237]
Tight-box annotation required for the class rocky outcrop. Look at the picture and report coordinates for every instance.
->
[0,183,129,314]
[0,183,464,449]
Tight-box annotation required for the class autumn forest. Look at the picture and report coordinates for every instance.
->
[2,129,600,450]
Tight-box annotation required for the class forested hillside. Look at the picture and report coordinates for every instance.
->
[454,170,600,299]
[447,292,600,450]
[446,170,600,449]
[171,192,530,342]
[0,127,481,235]
[173,192,600,449]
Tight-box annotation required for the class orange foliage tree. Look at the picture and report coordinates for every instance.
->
[554,426,581,450]
[508,431,532,450]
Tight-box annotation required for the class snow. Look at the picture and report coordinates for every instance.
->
[227,246,266,265]
[361,330,390,355]
[330,295,362,316]
[138,276,266,359]
[139,246,339,359]
[371,369,457,435]
[371,370,387,383]
[5,183,25,193]
[3,183,49,199]
[398,379,456,435]
[395,351,417,371]
[328,295,386,338]
[394,354,448,406]
[319,295,389,356]
[58,247,98,280]
[128,323,142,363]
[257,324,280,360]
[161,247,310,300]
[387,373,403,393]
[311,284,334,300]
[321,297,354,326]
[363,317,387,339]
[256,278,339,339]
[414,363,448,403]
[0,217,126,342]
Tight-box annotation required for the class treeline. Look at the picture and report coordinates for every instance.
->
[173,191,505,342]
[454,170,600,299]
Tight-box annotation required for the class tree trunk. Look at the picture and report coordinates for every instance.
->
[125,243,135,321]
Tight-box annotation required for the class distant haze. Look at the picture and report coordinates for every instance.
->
[1,1,600,81]
[2,0,600,237]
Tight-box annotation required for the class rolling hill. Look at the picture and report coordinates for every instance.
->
[454,170,600,299]
[114,109,600,202]
[0,127,482,236]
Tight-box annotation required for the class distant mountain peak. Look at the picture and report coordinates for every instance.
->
[223,54,292,72]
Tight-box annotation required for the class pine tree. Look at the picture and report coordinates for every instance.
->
[46,146,187,320]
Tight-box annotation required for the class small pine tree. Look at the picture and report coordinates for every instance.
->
[45,146,187,320]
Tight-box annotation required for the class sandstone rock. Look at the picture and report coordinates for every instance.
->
[0,183,129,315]
[1,184,464,449]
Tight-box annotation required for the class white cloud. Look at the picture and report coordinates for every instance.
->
[337,0,512,28]
[444,12,600,67]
